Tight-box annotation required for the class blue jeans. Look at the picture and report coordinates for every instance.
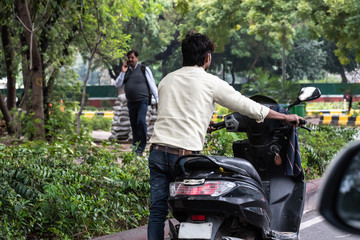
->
[148,149,179,240]
[127,99,148,154]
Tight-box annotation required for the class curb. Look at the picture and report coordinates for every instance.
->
[77,111,114,118]
[319,115,360,126]
[93,178,323,240]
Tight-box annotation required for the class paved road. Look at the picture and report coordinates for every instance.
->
[301,210,360,240]
[95,210,360,240]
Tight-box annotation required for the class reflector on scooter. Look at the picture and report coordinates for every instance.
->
[191,215,206,221]
[169,181,236,197]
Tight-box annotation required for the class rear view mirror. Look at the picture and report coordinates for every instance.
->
[287,87,321,110]
[298,87,321,102]
[319,141,360,235]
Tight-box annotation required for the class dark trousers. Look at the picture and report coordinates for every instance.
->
[147,149,178,240]
[127,99,148,154]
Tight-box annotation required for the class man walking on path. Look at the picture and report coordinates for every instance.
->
[147,31,303,239]
[115,50,158,154]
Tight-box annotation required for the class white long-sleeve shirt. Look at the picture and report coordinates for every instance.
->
[149,66,270,151]
[115,63,159,103]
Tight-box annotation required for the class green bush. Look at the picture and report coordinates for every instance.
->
[0,137,150,239]
[45,104,77,138]
[100,100,114,110]
[80,115,112,131]
[203,129,246,156]
[298,124,359,179]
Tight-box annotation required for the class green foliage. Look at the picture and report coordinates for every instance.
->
[203,129,246,157]
[17,102,111,140]
[214,105,232,117]
[304,0,360,64]
[52,69,83,103]
[45,104,77,138]
[298,125,359,180]
[306,101,345,110]
[0,139,150,239]
[240,0,298,48]
[287,38,327,81]
[80,115,112,131]
[241,68,298,103]
[19,111,37,140]
[100,100,114,110]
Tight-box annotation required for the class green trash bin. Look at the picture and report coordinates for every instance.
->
[290,104,305,117]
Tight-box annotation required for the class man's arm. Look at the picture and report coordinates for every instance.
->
[145,66,159,103]
[115,61,128,88]
[213,79,302,126]
[115,72,125,88]
[266,109,302,127]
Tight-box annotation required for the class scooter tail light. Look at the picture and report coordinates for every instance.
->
[191,215,206,221]
[169,181,236,197]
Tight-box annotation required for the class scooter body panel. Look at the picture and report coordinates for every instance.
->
[168,155,272,239]
[169,179,271,230]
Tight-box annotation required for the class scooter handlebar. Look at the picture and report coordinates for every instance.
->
[299,119,311,132]
[299,119,307,125]
[208,121,225,132]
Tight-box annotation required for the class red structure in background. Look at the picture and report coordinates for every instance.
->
[87,99,116,108]
[312,96,360,102]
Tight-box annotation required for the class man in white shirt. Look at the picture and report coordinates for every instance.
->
[147,32,302,239]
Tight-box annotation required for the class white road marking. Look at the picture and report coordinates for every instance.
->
[335,234,352,238]
[300,216,325,230]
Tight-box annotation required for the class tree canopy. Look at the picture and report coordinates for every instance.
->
[1,0,360,138]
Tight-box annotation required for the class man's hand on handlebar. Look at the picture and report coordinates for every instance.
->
[266,109,304,128]
[207,121,216,133]
[284,114,303,127]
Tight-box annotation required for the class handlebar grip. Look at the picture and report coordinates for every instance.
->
[209,121,225,131]
[299,119,307,126]
[299,119,311,132]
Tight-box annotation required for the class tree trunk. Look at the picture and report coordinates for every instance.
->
[108,59,123,80]
[15,0,45,139]
[18,34,30,110]
[0,25,16,135]
[1,25,16,112]
[222,62,226,80]
[161,59,167,80]
[340,66,348,83]
[0,92,14,134]
[43,68,59,136]
[155,30,180,78]
[282,45,286,83]
[230,63,235,86]
[249,53,260,73]
[77,56,93,134]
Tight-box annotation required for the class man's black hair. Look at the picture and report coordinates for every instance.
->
[127,50,139,57]
[181,32,215,67]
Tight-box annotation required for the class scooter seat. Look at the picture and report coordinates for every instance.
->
[209,155,262,184]
[180,155,262,184]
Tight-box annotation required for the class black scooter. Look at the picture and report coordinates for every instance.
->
[168,87,321,240]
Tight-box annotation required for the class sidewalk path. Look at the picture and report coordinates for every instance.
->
[92,130,112,141]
